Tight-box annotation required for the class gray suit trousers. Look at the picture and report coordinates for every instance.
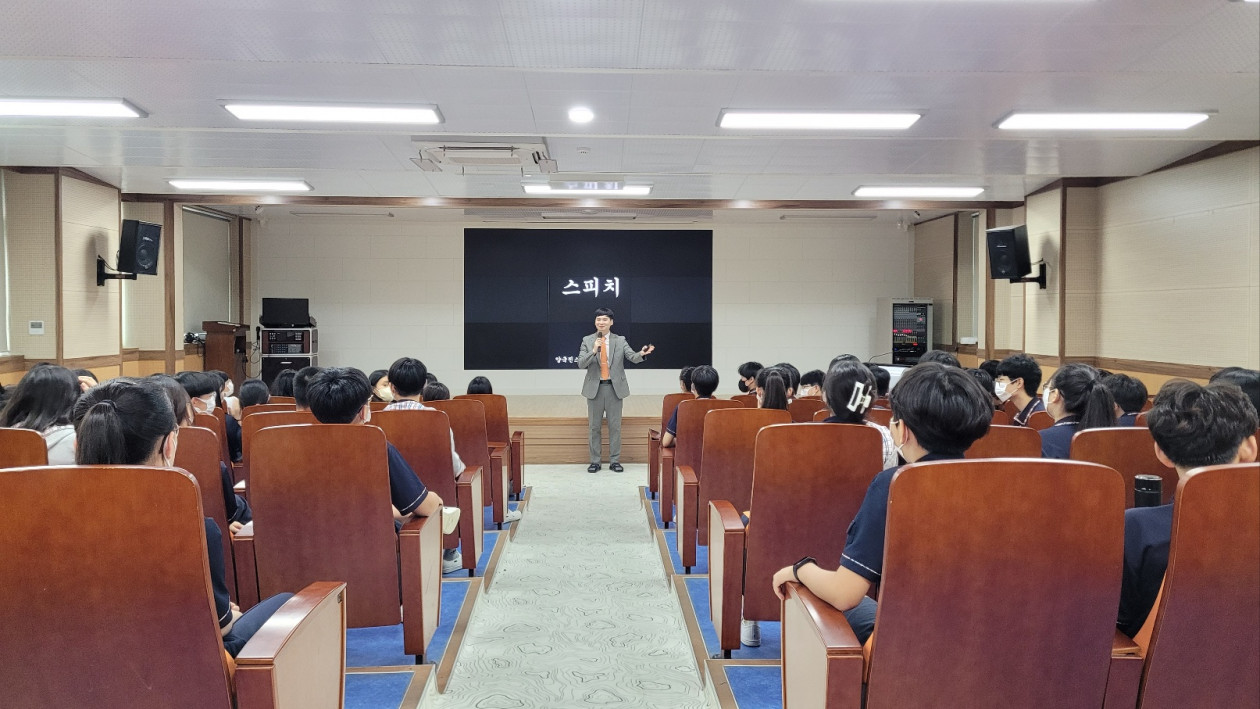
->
[588,381,623,464]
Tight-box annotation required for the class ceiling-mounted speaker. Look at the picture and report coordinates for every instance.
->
[119,219,161,275]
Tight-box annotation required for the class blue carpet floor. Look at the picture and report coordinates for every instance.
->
[662,529,709,575]
[681,576,781,660]
[344,671,415,709]
[482,498,522,528]
[346,578,475,667]
[443,528,501,578]
[648,494,669,529]
[725,665,783,709]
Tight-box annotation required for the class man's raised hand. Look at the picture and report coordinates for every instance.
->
[639,344,655,356]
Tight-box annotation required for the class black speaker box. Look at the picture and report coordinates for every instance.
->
[986,225,1031,281]
[261,356,314,385]
[119,219,162,275]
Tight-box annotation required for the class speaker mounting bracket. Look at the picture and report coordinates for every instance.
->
[1008,261,1047,290]
[96,256,137,287]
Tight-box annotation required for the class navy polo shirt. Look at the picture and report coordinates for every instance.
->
[1040,416,1079,459]
[1118,502,1173,638]
[1013,397,1045,427]
[839,451,962,584]
[206,517,233,628]
[387,441,429,516]
[226,413,242,463]
[664,395,711,437]
[1118,412,1141,427]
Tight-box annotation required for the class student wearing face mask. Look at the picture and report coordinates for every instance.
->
[995,353,1046,426]
[770,363,992,645]
[369,370,393,403]
[1039,363,1117,459]
[177,371,242,463]
[207,370,241,420]
[736,361,762,396]
[797,369,825,399]
[73,378,290,656]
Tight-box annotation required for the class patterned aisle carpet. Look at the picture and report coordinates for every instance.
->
[428,464,707,709]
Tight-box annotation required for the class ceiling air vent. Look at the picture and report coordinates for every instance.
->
[411,136,555,176]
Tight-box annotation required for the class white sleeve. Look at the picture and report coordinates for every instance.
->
[451,431,464,477]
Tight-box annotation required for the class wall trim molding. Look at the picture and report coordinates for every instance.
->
[63,354,124,370]
[122,194,1026,210]
[1029,354,1062,367]
[1069,356,1223,380]
[1147,141,1259,177]
[0,355,28,374]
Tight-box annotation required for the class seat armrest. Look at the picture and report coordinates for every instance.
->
[709,499,748,652]
[233,479,247,500]
[488,444,509,526]
[231,526,260,610]
[649,429,661,440]
[234,581,348,709]
[399,512,442,658]
[677,465,700,570]
[509,431,524,496]
[782,583,863,709]
[660,447,677,525]
[456,465,485,572]
[648,434,661,496]
[1103,630,1143,709]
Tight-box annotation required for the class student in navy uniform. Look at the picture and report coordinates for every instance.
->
[1039,363,1117,459]
[1118,380,1258,638]
[677,367,694,394]
[466,376,493,395]
[770,362,992,645]
[177,371,243,463]
[269,368,296,397]
[238,378,270,408]
[661,365,718,448]
[754,366,790,411]
[305,367,459,533]
[73,378,290,657]
[996,353,1046,426]
[864,363,891,398]
[1209,367,1260,413]
[773,362,800,402]
[797,369,825,398]
[292,365,322,412]
[917,349,961,368]
[1103,373,1148,426]
[736,361,763,395]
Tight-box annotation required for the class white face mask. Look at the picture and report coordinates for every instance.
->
[222,380,234,398]
[196,393,217,413]
[995,380,1015,403]
[376,386,394,402]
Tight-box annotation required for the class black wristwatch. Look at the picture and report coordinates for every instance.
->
[792,556,817,582]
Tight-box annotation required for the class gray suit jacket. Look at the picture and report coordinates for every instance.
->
[578,332,644,399]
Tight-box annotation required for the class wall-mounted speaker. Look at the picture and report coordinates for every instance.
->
[986,225,1031,281]
[119,219,162,275]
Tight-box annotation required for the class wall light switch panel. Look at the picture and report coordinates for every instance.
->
[29,320,45,335]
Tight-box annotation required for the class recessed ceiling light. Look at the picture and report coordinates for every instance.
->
[168,179,313,192]
[568,107,595,124]
[997,112,1211,130]
[0,98,145,118]
[718,111,921,130]
[853,186,985,199]
[523,182,651,196]
[223,103,442,124]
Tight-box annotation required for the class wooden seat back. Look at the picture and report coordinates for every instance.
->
[743,423,884,620]
[730,394,757,407]
[696,408,792,544]
[1027,410,1055,431]
[661,392,695,428]
[1136,462,1259,709]
[867,459,1125,708]
[370,409,459,503]
[1071,427,1176,506]
[0,428,48,467]
[866,407,893,427]
[268,396,296,404]
[457,394,510,444]
[812,409,830,422]
[241,403,294,418]
[174,426,235,592]
[194,411,230,466]
[1135,412,1148,427]
[369,400,389,412]
[240,410,317,485]
[991,409,1012,425]
[649,393,694,496]
[788,398,828,423]
[674,398,743,481]
[0,465,233,707]
[966,424,1043,459]
[426,399,492,497]
[250,424,399,628]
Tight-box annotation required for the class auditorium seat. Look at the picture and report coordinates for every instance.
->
[239,410,318,487]
[1002,400,1019,418]
[1071,427,1176,506]
[0,464,347,708]
[730,394,758,407]
[174,425,239,597]
[710,423,882,656]
[427,399,510,529]
[1109,462,1259,709]
[1135,412,1149,427]
[1026,410,1055,431]
[788,397,828,423]
[457,393,525,499]
[241,403,295,418]
[234,424,441,662]
[991,409,1012,425]
[194,411,231,467]
[781,459,1126,709]
[813,409,830,422]
[676,408,790,573]
[369,400,388,412]
[0,428,48,467]
[865,407,893,427]
[873,397,890,409]
[373,408,484,575]
[965,424,1042,459]
[649,392,694,499]
[661,398,741,528]
[268,396,296,404]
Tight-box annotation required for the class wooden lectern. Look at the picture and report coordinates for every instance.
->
[202,321,248,386]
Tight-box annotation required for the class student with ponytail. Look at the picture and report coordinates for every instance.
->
[1039,362,1118,459]
[755,366,790,411]
[73,379,289,657]
[821,362,898,468]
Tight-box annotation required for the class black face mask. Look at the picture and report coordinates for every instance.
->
[737,379,749,393]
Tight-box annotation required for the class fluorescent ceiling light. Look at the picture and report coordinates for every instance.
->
[0,98,145,118]
[523,183,651,196]
[778,214,876,221]
[568,107,595,123]
[853,186,985,199]
[997,112,1211,130]
[718,111,920,130]
[168,179,312,192]
[224,103,442,124]
[290,211,394,218]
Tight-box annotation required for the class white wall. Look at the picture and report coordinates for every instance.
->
[252,213,912,414]
[182,209,232,334]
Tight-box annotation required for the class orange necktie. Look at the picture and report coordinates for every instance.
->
[599,336,610,380]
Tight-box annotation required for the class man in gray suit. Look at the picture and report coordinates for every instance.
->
[578,307,654,473]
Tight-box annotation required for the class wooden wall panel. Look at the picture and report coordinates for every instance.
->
[509,416,655,464]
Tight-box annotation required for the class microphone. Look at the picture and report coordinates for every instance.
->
[866,352,892,363]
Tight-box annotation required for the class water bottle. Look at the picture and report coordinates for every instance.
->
[1134,475,1163,508]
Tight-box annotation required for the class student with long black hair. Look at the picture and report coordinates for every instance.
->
[269,368,297,397]
[466,376,494,395]
[821,362,897,469]
[73,378,289,657]
[755,366,790,411]
[1039,363,1118,459]
[0,363,80,464]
